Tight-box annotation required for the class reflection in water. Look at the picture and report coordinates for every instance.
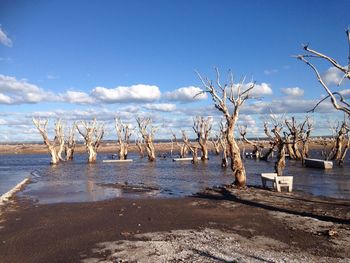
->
[0,151,349,204]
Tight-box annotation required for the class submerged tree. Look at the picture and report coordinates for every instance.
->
[65,123,76,160]
[33,118,62,165]
[182,130,200,163]
[218,120,228,167]
[325,119,350,165]
[193,116,212,160]
[76,119,104,163]
[171,130,188,158]
[136,117,157,162]
[284,116,313,162]
[135,134,145,158]
[238,125,264,160]
[197,68,256,187]
[115,118,133,160]
[211,133,221,155]
[263,118,286,176]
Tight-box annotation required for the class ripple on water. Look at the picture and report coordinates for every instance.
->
[0,151,349,204]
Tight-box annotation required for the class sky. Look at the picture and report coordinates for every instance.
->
[0,0,350,142]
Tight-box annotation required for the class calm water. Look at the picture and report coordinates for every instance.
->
[0,150,349,204]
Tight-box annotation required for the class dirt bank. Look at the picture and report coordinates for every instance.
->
[0,186,349,262]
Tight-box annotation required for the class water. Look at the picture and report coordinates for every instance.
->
[0,151,349,204]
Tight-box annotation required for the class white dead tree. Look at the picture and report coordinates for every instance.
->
[115,118,133,160]
[193,116,212,160]
[326,119,350,165]
[54,119,65,161]
[171,130,188,158]
[136,117,157,162]
[211,133,221,155]
[263,117,287,176]
[65,122,76,160]
[182,130,200,163]
[238,125,264,159]
[297,29,350,116]
[284,116,313,161]
[135,134,145,158]
[33,118,61,165]
[76,119,104,163]
[197,68,256,187]
[218,121,228,167]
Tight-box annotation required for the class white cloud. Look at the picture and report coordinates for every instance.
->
[322,67,348,86]
[263,69,278,75]
[339,89,350,98]
[0,75,55,104]
[144,103,176,112]
[60,91,95,104]
[0,93,13,104]
[164,86,207,102]
[0,118,7,125]
[281,87,304,97]
[92,84,161,103]
[245,82,273,97]
[0,26,12,47]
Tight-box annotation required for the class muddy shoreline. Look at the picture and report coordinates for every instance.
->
[0,186,349,262]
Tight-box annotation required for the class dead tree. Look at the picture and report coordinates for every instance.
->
[65,123,76,160]
[219,121,228,167]
[327,120,350,164]
[33,118,61,165]
[193,116,212,160]
[135,135,145,158]
[238,125,264,159]
[300,117,313,162]
[197,68,256,187]
[54,119,66,161]
[115,118,133,160]
[136,117,157,162]
[297,29,350,116]
[171,130,188,158]
[182,130,200,163]
[211,133,221,155]
[76,119,104,163]
[264,118,286,176]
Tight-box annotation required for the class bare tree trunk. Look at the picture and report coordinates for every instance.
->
[197,68,256,187]
[182,130,200,164]
[116,118,133,160]
[227,119,246,187]
[193,116,212,161]
[65,123,76,161]
[136,138,144,158]
[219,124,228,167]
[33,118,61,165]
[285,135,295,159]
[239,125,264,160]
[136,117,157,162]
[76,119,104,163]
[275,144,286,176]
[212,139,220,155]
[339,137,350,165]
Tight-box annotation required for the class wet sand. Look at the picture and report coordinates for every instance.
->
[0,186,349,262]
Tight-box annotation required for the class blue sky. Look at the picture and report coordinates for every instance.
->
[0,0,349,141]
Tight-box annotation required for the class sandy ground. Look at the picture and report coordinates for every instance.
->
[0,186,349,263]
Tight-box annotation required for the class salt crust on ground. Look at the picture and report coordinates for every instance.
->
[83,227,349,263]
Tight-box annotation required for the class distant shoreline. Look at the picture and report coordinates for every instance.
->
[0,141,328,155]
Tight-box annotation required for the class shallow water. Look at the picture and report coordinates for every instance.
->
[0,150,349,204]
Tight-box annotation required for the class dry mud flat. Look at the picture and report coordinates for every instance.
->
[0,186,349,263]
